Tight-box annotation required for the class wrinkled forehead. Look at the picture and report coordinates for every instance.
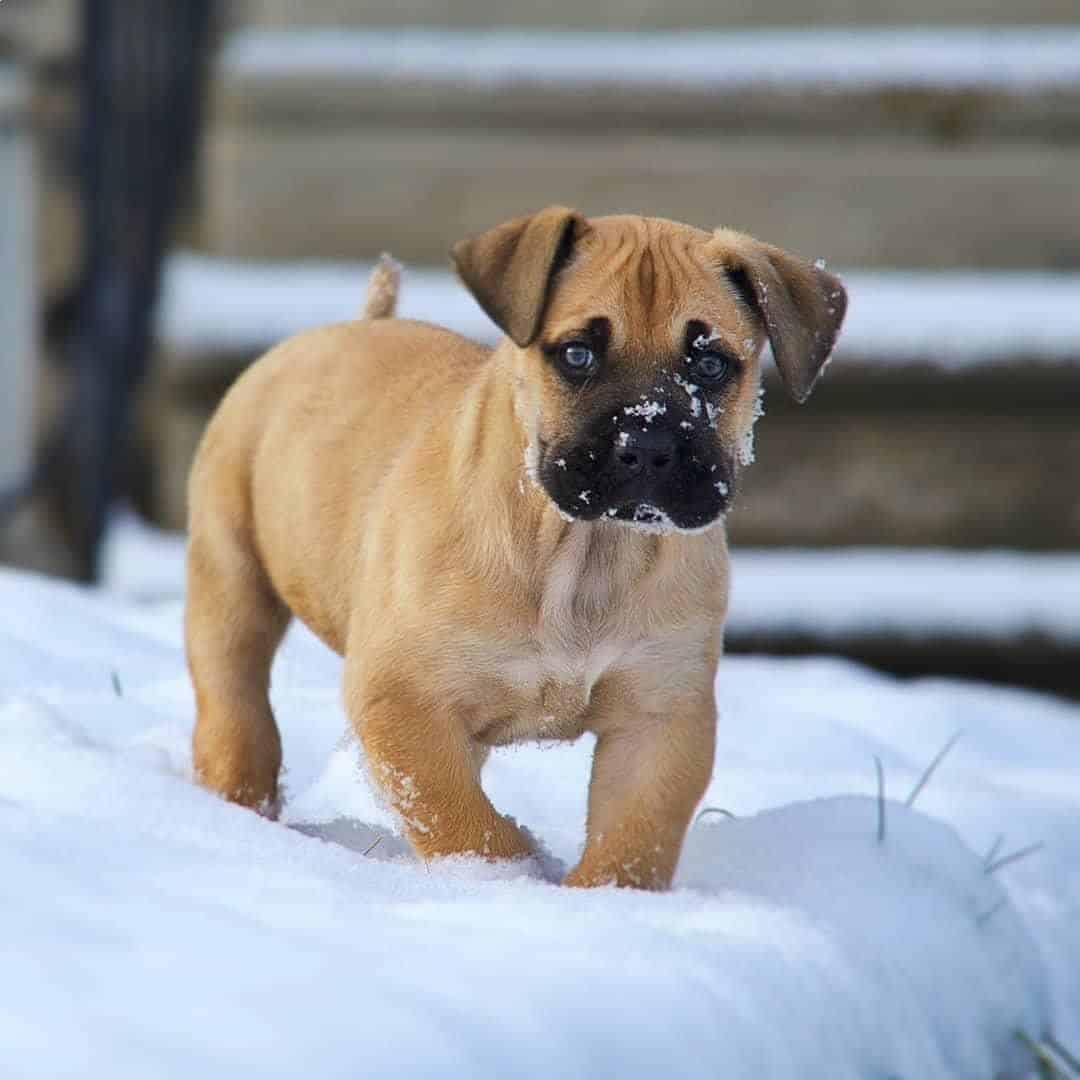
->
[544,217,753,350]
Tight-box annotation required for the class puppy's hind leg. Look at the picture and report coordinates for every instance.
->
[186,520,291,816]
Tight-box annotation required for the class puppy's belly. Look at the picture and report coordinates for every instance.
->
[467,636,629,746]
[468,665,596,743]
[472,678,592,746]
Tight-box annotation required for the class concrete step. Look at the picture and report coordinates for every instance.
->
[204,29,1080,269]
[219,28,1080,140]
[235,0,1080,29]
[145,254,1080,551]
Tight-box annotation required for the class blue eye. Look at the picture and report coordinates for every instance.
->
[694,352,731,383]
[561,343,595,372]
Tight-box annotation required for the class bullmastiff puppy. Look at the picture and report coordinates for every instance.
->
[186,208,846,888]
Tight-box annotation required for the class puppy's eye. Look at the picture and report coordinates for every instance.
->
[559,342,596,376]
[693,352,731,383]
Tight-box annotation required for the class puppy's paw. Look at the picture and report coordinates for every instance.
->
[563,856,668,890]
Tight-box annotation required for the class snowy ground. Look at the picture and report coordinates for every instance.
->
[0,522,1077,1078]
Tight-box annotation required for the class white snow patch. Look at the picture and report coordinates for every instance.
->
[672,372,702,418]
[221,28,1080,93]
[729,547,1080,644]
[622,400,667,422]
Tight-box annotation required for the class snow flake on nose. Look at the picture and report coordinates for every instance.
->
[623,399,667,423]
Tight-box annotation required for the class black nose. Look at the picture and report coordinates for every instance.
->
[614,429,677,479]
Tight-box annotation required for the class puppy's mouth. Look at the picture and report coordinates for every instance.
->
[536,434,734,534]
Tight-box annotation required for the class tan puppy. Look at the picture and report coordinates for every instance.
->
[186,209,846,889]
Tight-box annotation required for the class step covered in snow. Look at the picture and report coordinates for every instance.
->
[203,28,1080,266]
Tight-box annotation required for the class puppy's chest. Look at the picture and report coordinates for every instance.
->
[475,627,624,746]
[474,536,632,745]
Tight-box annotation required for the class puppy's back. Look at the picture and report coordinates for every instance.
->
[189,317,492,650]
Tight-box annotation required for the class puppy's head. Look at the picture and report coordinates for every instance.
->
[453,207,846,533]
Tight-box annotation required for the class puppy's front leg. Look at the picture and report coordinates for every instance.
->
[346,672,533,863]
[566,688,715,890]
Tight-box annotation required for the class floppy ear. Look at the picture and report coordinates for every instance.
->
[719,232,847,403]
[451,207,585,347]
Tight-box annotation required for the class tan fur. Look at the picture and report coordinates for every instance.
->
[360,254,401,320]
[186,209,846,889]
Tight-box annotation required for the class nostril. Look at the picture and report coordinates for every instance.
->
[617,450,642,470]
[651,453,672,470]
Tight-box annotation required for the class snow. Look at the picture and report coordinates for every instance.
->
[156,255,1080,374]
[0,517,1077,1076]
[839,272,1080,369]
[730,548,1080,645]
[156,254,495,364]
[221,28,1080,92]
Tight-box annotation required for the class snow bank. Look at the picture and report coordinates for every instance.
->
[156,254,1080,373]
[2,553,1079,1076]
[221,28,1080,92]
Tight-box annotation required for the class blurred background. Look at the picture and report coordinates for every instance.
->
[0,1,1077,696]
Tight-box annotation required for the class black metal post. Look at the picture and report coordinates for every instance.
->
[68,0,214,581]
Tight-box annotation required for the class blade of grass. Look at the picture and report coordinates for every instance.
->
[986,842,1044,877]
[874,756,886,845]
[905,730,962,808]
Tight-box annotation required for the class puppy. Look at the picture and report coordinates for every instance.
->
[185,208,846,889]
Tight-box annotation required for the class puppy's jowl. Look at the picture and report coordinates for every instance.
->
[186,209,846,888]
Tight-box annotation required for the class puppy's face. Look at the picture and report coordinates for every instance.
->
[454,209,846,533]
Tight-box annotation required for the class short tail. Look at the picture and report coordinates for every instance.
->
[360,253,402,319]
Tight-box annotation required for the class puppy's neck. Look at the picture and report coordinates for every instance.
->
[458,343,698,600]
